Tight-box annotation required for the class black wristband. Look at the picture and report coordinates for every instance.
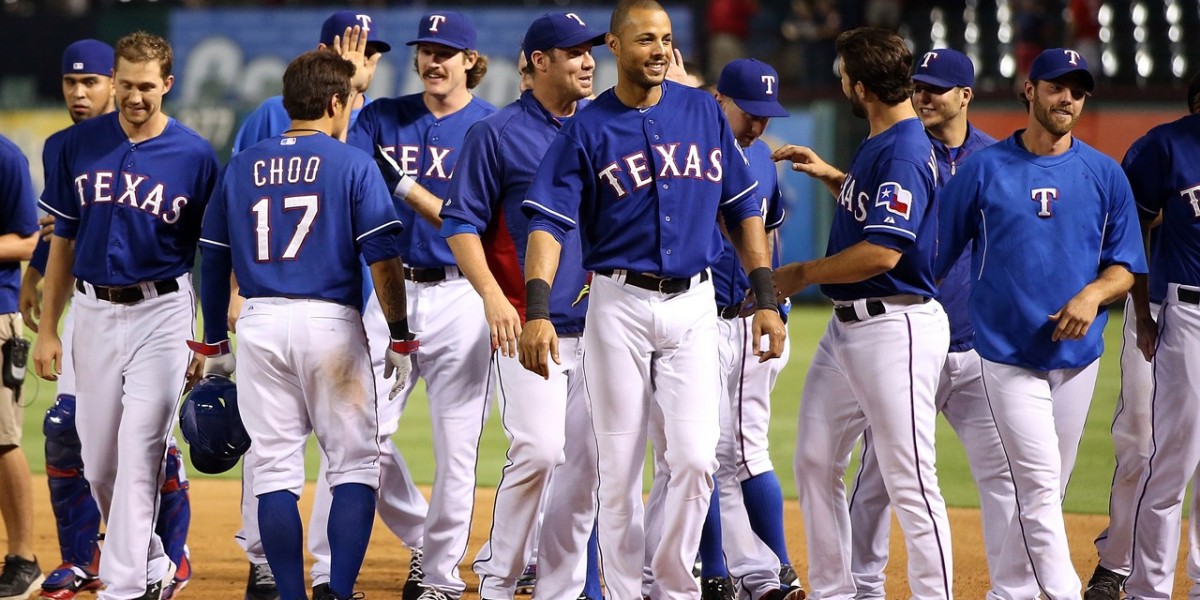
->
[525,278,551,321]
[749,267,779,311]
[388,318,413,341]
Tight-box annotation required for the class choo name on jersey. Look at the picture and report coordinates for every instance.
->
[597,144,724,198]
[72,171,190,225]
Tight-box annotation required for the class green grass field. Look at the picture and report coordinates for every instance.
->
[18,303,1131,515]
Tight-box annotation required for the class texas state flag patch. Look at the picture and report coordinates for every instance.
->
[875,182,912,219]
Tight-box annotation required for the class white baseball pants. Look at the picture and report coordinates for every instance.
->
[794,299,951,600]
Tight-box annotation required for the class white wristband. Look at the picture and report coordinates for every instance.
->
[393,174,417,201]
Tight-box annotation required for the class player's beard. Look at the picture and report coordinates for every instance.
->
[849,89,867,119]
[1032,92,1079,136]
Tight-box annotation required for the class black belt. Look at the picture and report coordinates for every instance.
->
[404,266,448,283]
[834,297,930,323]
[1179,287,1200,305]
[718,304,741,319]
[598,269,708,294]
[77,278,179,304]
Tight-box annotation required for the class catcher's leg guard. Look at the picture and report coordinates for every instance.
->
[43,394,102,569]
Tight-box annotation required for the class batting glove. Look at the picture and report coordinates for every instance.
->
[187,339,235,377]
[383,338,419,400]
[374,145,417,200]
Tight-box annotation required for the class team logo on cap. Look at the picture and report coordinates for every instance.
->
[565,13,586,26]
[356,14,372,32]
[1063,49,1081,66]
[428,14,446,32]
[761,75,776,95]
[1031,187,1058,218]
[72,62,84,70]
[876,182,912,219]
[921,52,937,68]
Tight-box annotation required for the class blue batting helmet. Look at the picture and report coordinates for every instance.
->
[179,375,250,474]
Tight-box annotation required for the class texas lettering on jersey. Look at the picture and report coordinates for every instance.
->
[71,170,190,224]
[380,144,455,180]
[597,144,723,198]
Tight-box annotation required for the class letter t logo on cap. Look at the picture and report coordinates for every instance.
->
[428,14,446,32]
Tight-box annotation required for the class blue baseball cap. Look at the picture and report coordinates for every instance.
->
[717,59,789,118]
[912,48,974,89]
[1029,47,1095,92]
[62,39,113,77]
[320,10,391,53]
[522,13,607,63]
[407,11,477,51]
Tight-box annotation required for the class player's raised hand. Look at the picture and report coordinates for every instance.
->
[665,48,691,86]
[771,144,841,182]
[518,318,559,379]
[32,331,62,381]
[330,25,380,93]
[751,308,787,362]
[484,292,522,358]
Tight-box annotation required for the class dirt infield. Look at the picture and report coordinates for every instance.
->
[9,476,1195,598]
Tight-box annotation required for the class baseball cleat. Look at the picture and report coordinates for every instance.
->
[0,554,45,600]
[38,564,101,600]
[402,548,424,600]
[162,551,190,600]
[514,564,536,595]
[1083,564,1124,600]
[760,586,805,600]
[244,562,279,600]
[415,586,453,600]
[700,576,734,600]
[778,563,798,587]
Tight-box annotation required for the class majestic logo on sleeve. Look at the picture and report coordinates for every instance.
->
[1180,183,1200,217]
[875,182,912,219]
[1031,187,1058,217]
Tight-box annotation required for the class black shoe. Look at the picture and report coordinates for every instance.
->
[1083,564,1124,600]
[0,555,44,600]
[761,586,805,600]
[313,583,332,600]
[245,562,279,600]
[134,578,164,600]
[402,548,424,600]
[700,576,734,600]
[778,563,798,587]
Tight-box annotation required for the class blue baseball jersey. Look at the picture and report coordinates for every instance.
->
[937,132,1148,370]
[1120,114,1199,298]
[40,112,219,286]
[29,126,74,276]
[440,91,589,335]
[932,123,998,353]
[523,81,761,279]
[823,118,940,301]
[232,95,372,154]
[199,133,402,308]
[712,140,785,308]
[348,93,497,268]
[0,135,40,313]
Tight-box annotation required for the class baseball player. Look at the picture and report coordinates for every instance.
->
[682,57,801,600]
[228,14,433,600]
[1106,72,1200,599]
[19,39,195,600]
[844,48,1019,598]
[935,48,1146,599]
[519,1,786,598]
[347,11,497,600]
[1082,75,1200,600]
[771,27,952,599]
[440,12,605,600]
[0,134,41,600]
[193,48,416,600]
[32,32,219,600]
